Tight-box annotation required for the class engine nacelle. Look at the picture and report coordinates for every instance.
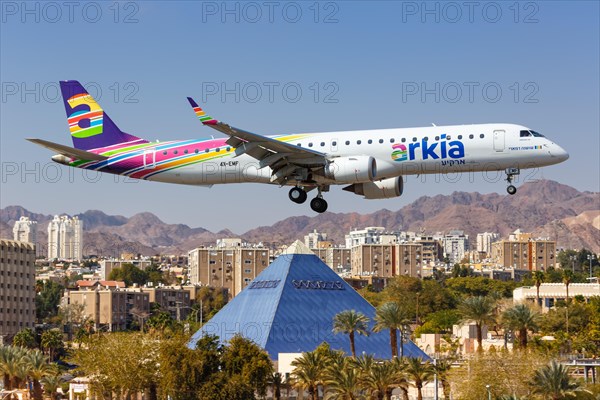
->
[324,156,377,184]
[343,177,404,199]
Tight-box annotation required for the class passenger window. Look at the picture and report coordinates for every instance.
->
[174,150,178,155]
[446,135,451,140]
[332,141,337,146]
[297,143,301,146]
[184,149,188,154]
[308,143,313,147]
[480,134,484,138]
[424,137,429,141]
[345,141,350,145]
[469,134,474,139]
[401,138,406,143]
[379,139,384,144]
[357,140,362,145]
[458,135,463,140]
[390,138,395,143]
[435,136,439,141]
[412,137,417,142]
[216,148,220,152]
[321,142,325,147]
[368,139,373,144]
[194,149,199,154]
[227,147,231,151]
[163,151,167,155]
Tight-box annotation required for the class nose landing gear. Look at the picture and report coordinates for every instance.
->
[505,167,520,195]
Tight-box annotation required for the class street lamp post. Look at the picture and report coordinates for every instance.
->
[570,255,576,273]
[588,254,596,278]
[486,384,491,400]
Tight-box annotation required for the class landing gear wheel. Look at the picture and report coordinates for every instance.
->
[310,197,328,213]
[507,185,517,195]
[505,167,520,196]
[289,187,307,204]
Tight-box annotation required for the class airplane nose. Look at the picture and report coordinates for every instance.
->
[552,145,569,162]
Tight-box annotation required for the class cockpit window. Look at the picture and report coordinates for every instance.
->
[530,130,545,137]
[520,130,532,137]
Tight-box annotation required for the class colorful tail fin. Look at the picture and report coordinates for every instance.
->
[60,80,145,150]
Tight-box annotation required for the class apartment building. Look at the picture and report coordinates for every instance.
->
[69,288,150,331]
[188,241,271,298]
[47,215,83,260]
[311,247,351,273]
[492,238,556,271]
[0,240,36,343]
[99,259,153,280]
[13,216,37,244]
[142,286,191,321]
[351,243,423,278]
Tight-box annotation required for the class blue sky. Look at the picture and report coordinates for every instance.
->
[1,1,599,232]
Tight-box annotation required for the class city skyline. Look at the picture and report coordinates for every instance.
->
[1,2,599,232]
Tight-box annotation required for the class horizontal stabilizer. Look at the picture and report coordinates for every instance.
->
[26,138,108,161]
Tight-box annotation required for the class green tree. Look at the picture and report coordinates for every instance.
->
[146,310,175,331]
[356,357,399,400]
[12,328,37,349]
[403,357,434,400]
[458,296,496,352]
[220,335,274,397]
[373,302,411,358]
[108,263,149,286]
[40,371,62,400]
[502,304,540,349]
[333,310,370,358]
[290,350,328,400]
[433,358,453,400]
[35,281,64,322]
[531,361,586,400]
[40,329,63,361]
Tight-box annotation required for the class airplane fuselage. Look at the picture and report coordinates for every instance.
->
[55,123,568,187]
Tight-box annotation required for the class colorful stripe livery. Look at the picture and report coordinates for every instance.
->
[187,97,218,125]
[66,93,104,138]
[68,133,311,181]
[60,81,146,151]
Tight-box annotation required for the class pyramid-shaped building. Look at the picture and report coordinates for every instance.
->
[189,241,428,361]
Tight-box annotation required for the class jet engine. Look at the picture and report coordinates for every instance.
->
[343,176,404,199]
[323,156,377,183]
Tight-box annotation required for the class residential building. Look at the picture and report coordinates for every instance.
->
[188,241,271,298]
[513,283,600,312]
[491,237,556,271]
[304,229,327,249]
[13,216,37,244]
[441,230,469,263]
[0,240,37,343]
[68,288,150,331]
[47,215,83,260]
[141,286,191,321]
[345,227,400,248]
[351,243,423,278]
[311,247,351,273]
[476,232,499,256]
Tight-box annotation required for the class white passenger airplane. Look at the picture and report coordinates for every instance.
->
[29,81,569,213]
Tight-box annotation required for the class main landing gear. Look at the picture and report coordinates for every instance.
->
[288,186,328,213]
[505,167,520,195]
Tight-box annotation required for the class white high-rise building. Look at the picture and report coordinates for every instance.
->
[304,229,327,248]
[47,215,83,260]
[13,216,37,244]
[476,232,499,256]
[345,227,400,248]
[441,230,469,264]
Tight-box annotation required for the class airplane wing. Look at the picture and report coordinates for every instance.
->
[187,98,327,184]
[26,138,108,161]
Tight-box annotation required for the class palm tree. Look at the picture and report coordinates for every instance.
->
[403,357,434,400]
[532,271,545,308]
[373,302,412,359]
[23,349,53,400]
[531,361,586,400]
[391,358,411,400]
[458,296,496,352]
[502,304,540,349]
[270,372,283,400]
[40,329,63,361]
[323,357,363,400]
[290,350,328,400]
[561,269,574,335]
[0,346,27,390]
[432,358,453,400]
[357,359,399,400]
[41,373,62,400]
[12,328,37,349]
[333,310,370,358]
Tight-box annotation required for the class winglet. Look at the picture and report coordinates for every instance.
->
[187,97,218,125]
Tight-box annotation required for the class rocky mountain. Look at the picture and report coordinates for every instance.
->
[1,180,598,255]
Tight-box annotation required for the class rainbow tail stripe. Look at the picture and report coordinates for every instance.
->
[186,97,218,125]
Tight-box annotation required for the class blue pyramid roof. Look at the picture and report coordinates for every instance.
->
[189,242,428,361]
